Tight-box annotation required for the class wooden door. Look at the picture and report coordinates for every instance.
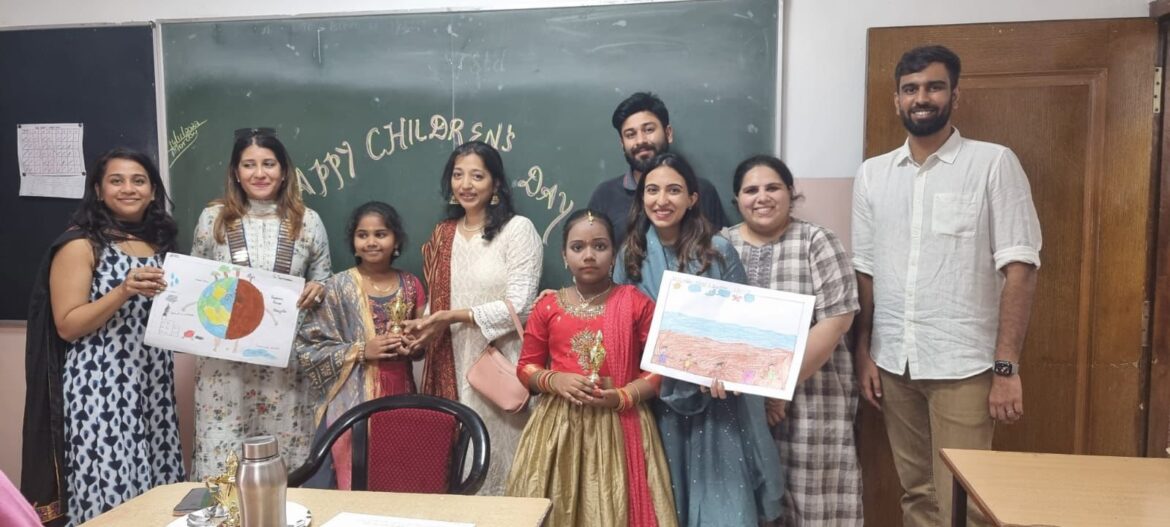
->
[1149,0,1170,460]
[860,19,1158,526]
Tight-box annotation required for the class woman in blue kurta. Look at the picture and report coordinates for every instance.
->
[613,153,783,527]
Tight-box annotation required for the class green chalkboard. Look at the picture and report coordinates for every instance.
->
[162,0,776,288]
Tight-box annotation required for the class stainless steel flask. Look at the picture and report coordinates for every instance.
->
[236,435,287,527]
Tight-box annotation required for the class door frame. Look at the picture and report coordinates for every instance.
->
[1149,0,1170,458]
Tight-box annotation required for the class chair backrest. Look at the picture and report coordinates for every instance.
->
[288,394,490,495]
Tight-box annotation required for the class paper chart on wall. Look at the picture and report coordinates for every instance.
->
[640,270,816,401]
[16,123,86,198]
[144,253,304,367]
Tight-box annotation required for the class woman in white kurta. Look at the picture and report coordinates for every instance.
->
[190,128,332,479]
[410,140,542,495]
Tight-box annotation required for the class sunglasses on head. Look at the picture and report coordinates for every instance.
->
[233,127,277,139]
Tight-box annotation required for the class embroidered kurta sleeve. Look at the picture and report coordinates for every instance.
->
[809,226,860,322]
[191,206,221,260]
[301,209,333,281]
[471,216,543,342]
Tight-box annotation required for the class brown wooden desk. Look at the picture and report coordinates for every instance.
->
[79,483,551,527]
[940,448,1170,527]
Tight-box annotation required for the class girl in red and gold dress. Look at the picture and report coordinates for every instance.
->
[506,209,677,527]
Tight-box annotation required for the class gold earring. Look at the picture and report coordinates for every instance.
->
[490,194,500,206]
[449,194,459,205]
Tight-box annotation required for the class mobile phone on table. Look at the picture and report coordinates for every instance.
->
[173,488,214,516]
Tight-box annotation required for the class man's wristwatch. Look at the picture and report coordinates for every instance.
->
[993,360,1019,377]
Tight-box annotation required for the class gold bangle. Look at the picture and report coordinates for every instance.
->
[467,309,476,325]
[628,383,642,404]
[617,386,636,412]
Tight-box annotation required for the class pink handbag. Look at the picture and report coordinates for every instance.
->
[466,300,530,413]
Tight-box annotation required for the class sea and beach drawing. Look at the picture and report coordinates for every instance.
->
[641,271,815,400]
[144,253,304,367]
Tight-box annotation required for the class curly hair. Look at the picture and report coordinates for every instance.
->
[72,147,177,255]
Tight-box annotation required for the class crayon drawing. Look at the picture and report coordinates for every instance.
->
[144,253,304,367]
[641,271,816,400]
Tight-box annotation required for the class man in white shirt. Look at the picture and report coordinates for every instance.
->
[852,45,1041,527]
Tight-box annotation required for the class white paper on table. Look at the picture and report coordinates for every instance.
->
[320,512,475,527]
[16,123,86,198]
[640,270,816,401]
[144,253,305,367]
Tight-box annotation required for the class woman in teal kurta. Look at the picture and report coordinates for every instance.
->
[613,153,783,527]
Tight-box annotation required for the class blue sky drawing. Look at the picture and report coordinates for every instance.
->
[660,311,796,350]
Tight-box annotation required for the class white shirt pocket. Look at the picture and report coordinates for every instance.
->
[931,193,979,237]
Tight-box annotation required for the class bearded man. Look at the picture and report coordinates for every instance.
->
[851,45,1042,527]
[588,92,730,247]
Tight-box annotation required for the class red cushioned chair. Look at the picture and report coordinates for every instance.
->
[288,394,489,495]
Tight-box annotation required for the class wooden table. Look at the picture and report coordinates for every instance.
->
[940,448,1170,527]
[80,483,551,527]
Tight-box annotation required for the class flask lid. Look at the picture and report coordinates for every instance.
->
[241,435,279,460]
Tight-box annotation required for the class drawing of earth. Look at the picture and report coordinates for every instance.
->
[197,277,264,339]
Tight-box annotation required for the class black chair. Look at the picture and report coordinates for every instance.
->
[288,394,490,495]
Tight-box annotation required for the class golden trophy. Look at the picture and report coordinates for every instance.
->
[586,330,607,386]
[387,294,414,334]
[196,452,241,526]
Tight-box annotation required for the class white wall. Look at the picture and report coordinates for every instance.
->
[1,0,1146,181]
[0,0,1151,486]
[782,0,1148,181]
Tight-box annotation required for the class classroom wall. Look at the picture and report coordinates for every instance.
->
[0,0,1150,485]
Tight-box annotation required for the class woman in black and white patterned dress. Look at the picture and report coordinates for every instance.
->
[39,148,183,525]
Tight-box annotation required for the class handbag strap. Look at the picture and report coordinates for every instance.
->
[503,299,524,341]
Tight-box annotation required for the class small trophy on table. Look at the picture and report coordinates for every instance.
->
[386,294,413,335]
[586,330,607,387]
[190,452,240,526]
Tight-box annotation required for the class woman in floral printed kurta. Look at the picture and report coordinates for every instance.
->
[189,128,332,479]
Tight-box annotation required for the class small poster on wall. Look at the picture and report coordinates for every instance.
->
[640,271,816,401]
[17,123,86,199]
[144,253,304,367]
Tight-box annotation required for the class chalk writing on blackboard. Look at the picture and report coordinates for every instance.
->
[303,141,357,198]
[297,114,518,197]
[168,119,208,167]
[515,165,575,245]
[17,123,86,199]
[365,115,515,160]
